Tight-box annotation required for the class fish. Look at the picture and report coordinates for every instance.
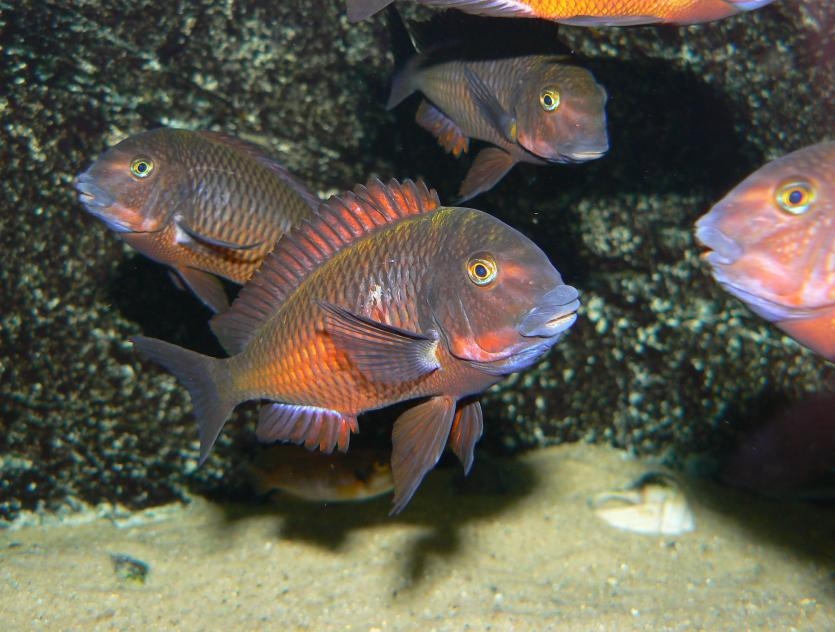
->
[248,445,394,502]
[346,0,776,26]
[388,53,608,201]
[75,128,320,313]
[132,178,580,513]
[695,141,835,362]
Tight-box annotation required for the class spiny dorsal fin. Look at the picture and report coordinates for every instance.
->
[210,178,441,355]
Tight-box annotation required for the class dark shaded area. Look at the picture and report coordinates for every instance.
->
[1,0,834,522]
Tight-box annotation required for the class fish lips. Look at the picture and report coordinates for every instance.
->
[694,221,744,266]
[518,284,581,338]
[75,172,132,233]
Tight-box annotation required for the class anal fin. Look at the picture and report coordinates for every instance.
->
[176,267,229,313]
[390,395,456,514]
[416,100,469,157]
[257,403,359,453]
[448,399,483,475]
[458,147,516,202]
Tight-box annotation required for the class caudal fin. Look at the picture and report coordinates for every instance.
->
[346,0,392,22]
[131,336,237,463]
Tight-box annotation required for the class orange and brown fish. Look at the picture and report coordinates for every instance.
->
[132,178,580,513]
[388,53,608,201]
[249,445,394,503]
[75,128,320,313]
[695,141,835,362]
[347,0,776,26]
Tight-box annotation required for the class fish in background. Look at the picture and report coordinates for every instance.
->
[695,141,835,362]
[249,445,394,503]
[389,51,608,200]
[132,178,580,513]
[722,393,835,498]
[346,0,776,26]
[75,128,320,313]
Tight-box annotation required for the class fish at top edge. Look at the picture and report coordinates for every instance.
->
[388,52,608,201]
[346,0,776,26]
[75,128,320,313]
[695,140,835,362]
[131,177,581,514]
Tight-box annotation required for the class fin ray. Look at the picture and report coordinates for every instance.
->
[448,399,483,474]
[416,100,469,156]
[257,403,358,453]
[177,267,229,313]
[458,147,516,202]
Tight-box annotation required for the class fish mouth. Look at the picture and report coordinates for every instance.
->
[519,284,581,338]
[75,172,133,232]
[694,221,744,266]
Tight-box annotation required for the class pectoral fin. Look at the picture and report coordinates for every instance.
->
[447,399,483,474]
[390,395,456,514]
[416,100,469,157]
[320,302,440,384]
[176,267,229,313]
[176,218,264,251]
[464,67,517,143]
[458,147,516,202]
[257,403,358,453]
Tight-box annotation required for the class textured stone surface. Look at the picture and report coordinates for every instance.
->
[1,0,833,521]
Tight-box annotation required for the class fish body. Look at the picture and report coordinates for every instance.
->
[249,445,394,502]
[76,128,320,312]
[347,0,775,25]
[695,141,835,362]
[389,54,608,200]
[133,178,580,513]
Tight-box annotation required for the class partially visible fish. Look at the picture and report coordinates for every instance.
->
[132,178,580,513]
[695,141,835,362]
[389,53,608,200]
[347,0,776,26]
[75,128,320,313]
[249,445,394,502]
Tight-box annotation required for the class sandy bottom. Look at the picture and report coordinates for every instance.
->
[2,443,833,631]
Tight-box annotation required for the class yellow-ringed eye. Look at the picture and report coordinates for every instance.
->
[539,88,560,112]
[775,180,815,215]
[466,255,498,286]
[130,157,154,179]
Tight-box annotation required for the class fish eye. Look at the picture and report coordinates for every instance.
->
[539,88,560,112]
[130,157,154,179]
[466,254,498,286]
[775,180,815,215]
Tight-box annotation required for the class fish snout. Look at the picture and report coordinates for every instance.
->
[75,172,132,232]
[694,221,744,266]
[519,284,580,338]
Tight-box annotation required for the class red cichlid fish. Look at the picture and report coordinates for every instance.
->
[695,141,835,362]
[249,445,394,502]
[76,128,320,313]
[347,0,776,26]
[389,54,608,201]
[132,178,580,513]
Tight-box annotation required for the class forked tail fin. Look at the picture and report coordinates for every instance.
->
[131,336,237,463]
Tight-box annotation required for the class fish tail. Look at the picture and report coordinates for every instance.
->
[131,336,237,463]
[387,55,421,110]
[346,0,393,22]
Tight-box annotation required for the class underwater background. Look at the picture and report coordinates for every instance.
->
[1,0,834,524]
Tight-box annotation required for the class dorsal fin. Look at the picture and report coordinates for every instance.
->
[210,178,441,355]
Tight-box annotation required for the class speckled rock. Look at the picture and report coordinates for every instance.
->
[1,0,833,522]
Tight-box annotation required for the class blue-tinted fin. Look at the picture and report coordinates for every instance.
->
[463,67,517,143]
[176,267,229,313]
[448,399,483,474]
[176,218,264,251]
[257,403,358,453]
[320,302,440,384]
[458,146,516,202]
[346,0,393,21]
[390,395,457,514]
[416,100,469,156]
